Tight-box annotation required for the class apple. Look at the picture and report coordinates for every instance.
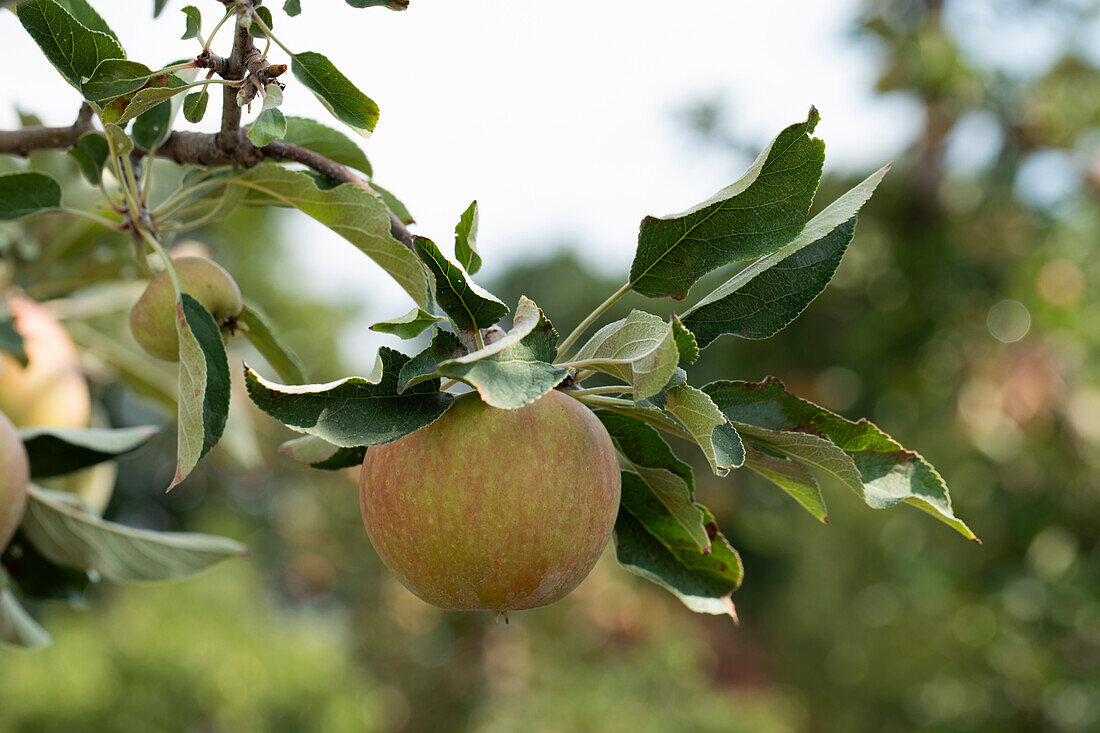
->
[0,410,29,551]
[129,256,243,361]
[360,389,621,612]
[0,296,91,429]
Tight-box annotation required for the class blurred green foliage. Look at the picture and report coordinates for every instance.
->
[2,0,1099,730]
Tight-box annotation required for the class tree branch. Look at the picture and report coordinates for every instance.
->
[216,13,254,154]
[0,104,93,156]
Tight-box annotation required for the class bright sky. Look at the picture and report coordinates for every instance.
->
[0,0,924,369]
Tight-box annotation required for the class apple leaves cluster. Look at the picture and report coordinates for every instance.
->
[0,424,246,648]
[2,0,977,625]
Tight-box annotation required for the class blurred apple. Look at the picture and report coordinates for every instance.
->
[0,410,29,551]
[360,389,621,613]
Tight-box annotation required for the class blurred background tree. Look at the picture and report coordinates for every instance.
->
[2,0,1098,730]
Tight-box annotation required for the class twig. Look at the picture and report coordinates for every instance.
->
[0,103,93,156]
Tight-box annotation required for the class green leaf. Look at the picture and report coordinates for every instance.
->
[131,75,187,151]
[154,0,168,18]
[568,310,680,403]
[291,51,380,136]
[182,88,210,123]
[0,316,28,367]
[21,484,247,583]
[55,0,118,41]
[283,0,301,17]
[454,201,482,275]
[371,181,413,225]
[702,378,978,540]
[102,122,133,157]
[596,411,709,552]
[81,59,153,102]
[396,328,466,391]
[2,534,89,602]
[0,172,61,221]
[67,131,110,185]
[245,347,454,448]
[279,435,365,470]
[17,0,125,93]
[248,6,272,38]
[18,425,158,479]
[730,419,863,500]
[283,116,372,176]
[109,81,191,126]
[346,0,410,9]
[742,446,827,522]
[401,303,569,410]
[370,307,443,339]
[227,164,430,308]
[414,236,508,332]
[171,294,231,490]
[238,303,306,385]
[664,384,744,476]
[0,571,52,648]
[614,473,741,619]
[670,314,698,364]
[628,108,825,300]
[180,5,201,39]
[248,108,287,147]
[682,164,891,347]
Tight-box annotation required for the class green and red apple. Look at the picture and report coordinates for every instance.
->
[360,389,621,612]
[0,410,29,551]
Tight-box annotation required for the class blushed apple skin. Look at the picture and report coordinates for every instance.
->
[0,296,90,429]
[0,410,30,552]
[129,256,243,361]
[360,389,621,612]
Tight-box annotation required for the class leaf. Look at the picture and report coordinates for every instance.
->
[67,131,110,185]
[18,425,158,478]
[81,59,153,102]
[396,328,466,391]
[628,108,825,300]
[702,378,978,540]
[0,572,52,648]
[17,0,125,93]
[682,164,891,347]
[279,435,366,470]
[595,411,708,551]
[402,304,569,410]
[283,116,372,176]
[346,0,410,10]
[102,122,133,157]
[227,164,430,308]
[284,0,301,17]
[729,418,863,499]
[291,51,380,136]
[454,201,482,275]
[614,472,741,618]
[248,108,287,147]
[0,172,61,221]
[370,307,443,339]
[245,346,454,448]
[248,6,272,38]
[131,75,187,150]
[0,316,28,367]
[21,484,247,583]
[110,82,191,126]
[742,446,827,522]
[2,533,90,601]
[664,384,744,476]
[238,303,306,385]
[568,310,680,403]
[180,6,201,39]
[670,314,699,364]
[414,236,508,332]
[182,88,209,123]
[171,294,232,490]
[154,0,168,17]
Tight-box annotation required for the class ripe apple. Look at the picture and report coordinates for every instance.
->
[129,256,243,361]
[0,410,29,551]
[0,296,90,429]
[360,389,622,612]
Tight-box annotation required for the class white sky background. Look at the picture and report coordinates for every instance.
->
[0,0,927,370]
